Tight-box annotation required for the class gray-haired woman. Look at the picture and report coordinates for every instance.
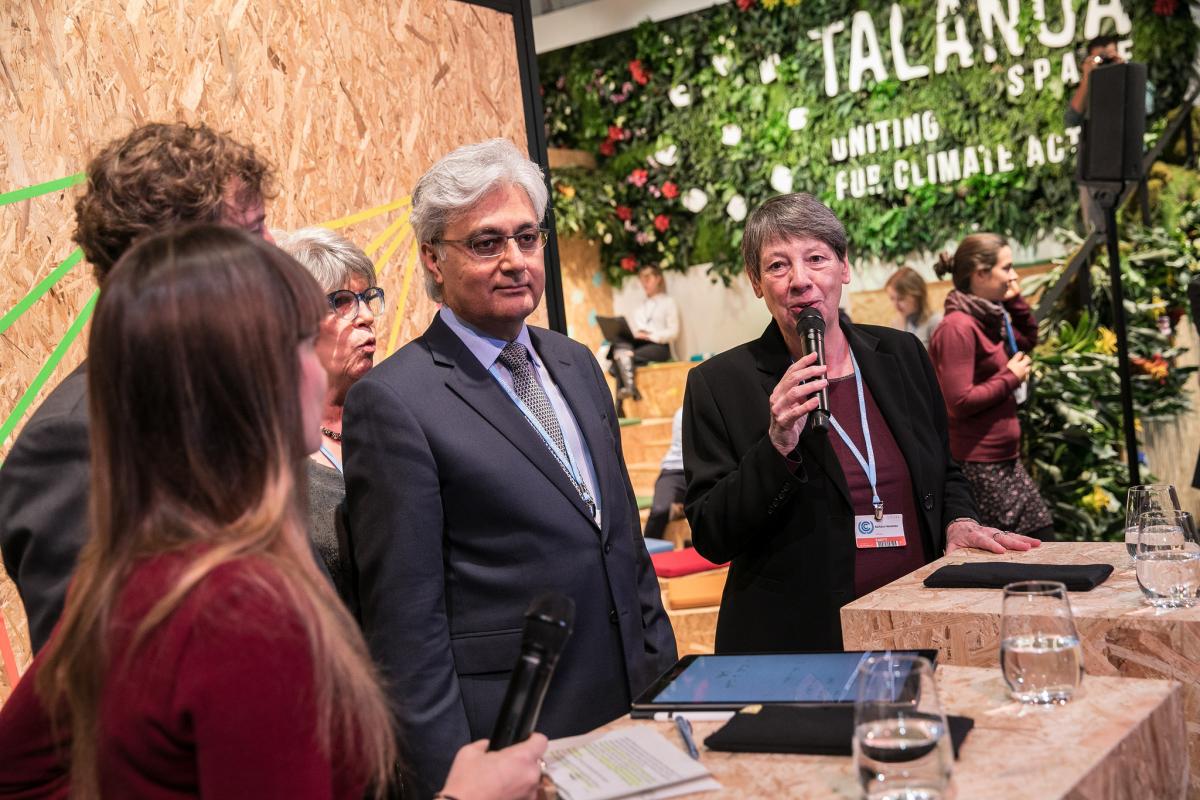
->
[276,226,385,614]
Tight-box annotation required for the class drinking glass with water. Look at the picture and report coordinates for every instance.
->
[999,581,1083,704]
[1135,510,1199,609]
[853,654,952,800]
[1125,484,1182,559]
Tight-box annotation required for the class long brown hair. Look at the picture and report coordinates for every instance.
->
[36,225,395,797]
[884,267,931,325]
[934,233,1008,294]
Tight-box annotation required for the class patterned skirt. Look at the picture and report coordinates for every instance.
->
[961,458,1054,538]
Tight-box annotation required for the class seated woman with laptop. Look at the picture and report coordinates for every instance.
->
[602,264,679,414]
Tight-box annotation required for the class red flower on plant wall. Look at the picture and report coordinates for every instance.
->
[627,169,649,187]
[735,0,754,10]
[1154,0,1179,15]
[615,206,633,221]
[662,182,679,199]
[620,256,638,272]
[599,140,615,157]
[629,60,650,85]
[654,214,670,233]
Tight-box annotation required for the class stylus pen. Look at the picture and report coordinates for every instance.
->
[674,715,700,760]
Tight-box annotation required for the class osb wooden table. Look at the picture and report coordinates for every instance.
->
[595,665,1184,798]
[842,542,1199,797]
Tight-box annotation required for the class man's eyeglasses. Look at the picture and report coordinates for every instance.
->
[434,228,548,260]
[327,286,386,320]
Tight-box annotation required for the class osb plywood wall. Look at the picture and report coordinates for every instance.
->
[0,0,530,699]
[559,237,613,356]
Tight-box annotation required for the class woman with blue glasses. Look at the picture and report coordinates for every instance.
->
[276,227,385,615]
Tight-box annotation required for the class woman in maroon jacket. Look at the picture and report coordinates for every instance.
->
[929,233,1053,538]
[0,225,546,800]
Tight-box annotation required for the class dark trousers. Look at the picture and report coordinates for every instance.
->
[644,469,686,540]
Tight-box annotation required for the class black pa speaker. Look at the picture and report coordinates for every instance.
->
[1077,62,1147,183]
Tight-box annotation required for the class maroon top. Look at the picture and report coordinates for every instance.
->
[0,552,363,799]
[827,374,928,598]
[928,295,1037,462]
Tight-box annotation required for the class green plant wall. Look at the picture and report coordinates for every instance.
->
[540,0,1199,284]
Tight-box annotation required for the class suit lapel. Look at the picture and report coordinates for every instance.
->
[531,329,611,535]
[752,323,852,509]
[425,317,598,526]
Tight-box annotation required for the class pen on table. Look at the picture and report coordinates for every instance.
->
[674,715,700,760]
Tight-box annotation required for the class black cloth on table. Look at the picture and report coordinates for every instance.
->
[923,562,1113,591]
[704,704,974,758]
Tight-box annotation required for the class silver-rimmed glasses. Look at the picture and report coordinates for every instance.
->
[434,228,549,260]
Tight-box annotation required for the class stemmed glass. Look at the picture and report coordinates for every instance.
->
[999,581,1084,704]
[1125,484,1182,559]
[1134,510,1200,609]
[853,654,953,800]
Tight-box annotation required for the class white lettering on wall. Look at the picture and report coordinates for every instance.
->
[1084,0,1133,38]
[849,11,889,92]
[890,4,930,82]
[979,0,1025,62]
[809,21,847,98]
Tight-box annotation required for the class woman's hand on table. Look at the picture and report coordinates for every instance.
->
[945,519,1042,555]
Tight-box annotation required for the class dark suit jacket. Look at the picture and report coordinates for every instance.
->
[682,321,976,654]
[0,364,89,653]
[342,315,677,798]
[0,364,336,655]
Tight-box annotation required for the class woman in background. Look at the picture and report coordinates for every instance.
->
[0,225,546,800]
[929,233,1053,539]
[885,266,942,347]
[610,264,679,409]
[276,227,382,615]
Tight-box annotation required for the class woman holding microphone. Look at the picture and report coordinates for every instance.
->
[682,195,1039,655]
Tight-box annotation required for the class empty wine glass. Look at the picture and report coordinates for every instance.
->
[1125,484,1182,559]
[999,581,1083,704]
[1135,510,1200,609]
[853,654,952,800]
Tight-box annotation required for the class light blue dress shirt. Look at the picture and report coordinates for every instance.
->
[439,306,602,525]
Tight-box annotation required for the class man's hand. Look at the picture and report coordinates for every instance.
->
[768,351,828,457]
[945,519,1042,555]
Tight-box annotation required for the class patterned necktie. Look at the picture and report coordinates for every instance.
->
[497,341,595,516]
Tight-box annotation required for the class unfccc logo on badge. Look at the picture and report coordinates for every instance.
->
[858,519,875,535]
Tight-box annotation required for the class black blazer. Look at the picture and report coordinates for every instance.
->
[682,321,976,654]
[0,364,89,653]
[343,314,677,798]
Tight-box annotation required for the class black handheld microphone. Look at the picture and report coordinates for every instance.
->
[488,592,575,750]
[795,307,830,433]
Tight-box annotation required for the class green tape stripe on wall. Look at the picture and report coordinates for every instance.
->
[0,172,86,207]
[0,248,85,336]
[0,288,99,452]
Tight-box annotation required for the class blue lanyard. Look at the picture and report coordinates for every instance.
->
[1001,309,1018,355]
[319,443,343,475]
[827,352,884,521]
[492,363,598,521]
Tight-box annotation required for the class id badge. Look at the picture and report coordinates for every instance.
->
[854,513,906,548]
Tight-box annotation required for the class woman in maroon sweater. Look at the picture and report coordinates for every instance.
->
[929,233,1053,538]
[0,226,546,800]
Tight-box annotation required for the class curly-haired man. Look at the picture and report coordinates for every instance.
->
[1,122,275,651]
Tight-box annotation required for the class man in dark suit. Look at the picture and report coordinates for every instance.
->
[0,123,274,652]
[342,139,676,798]
[682,193,1040,654]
